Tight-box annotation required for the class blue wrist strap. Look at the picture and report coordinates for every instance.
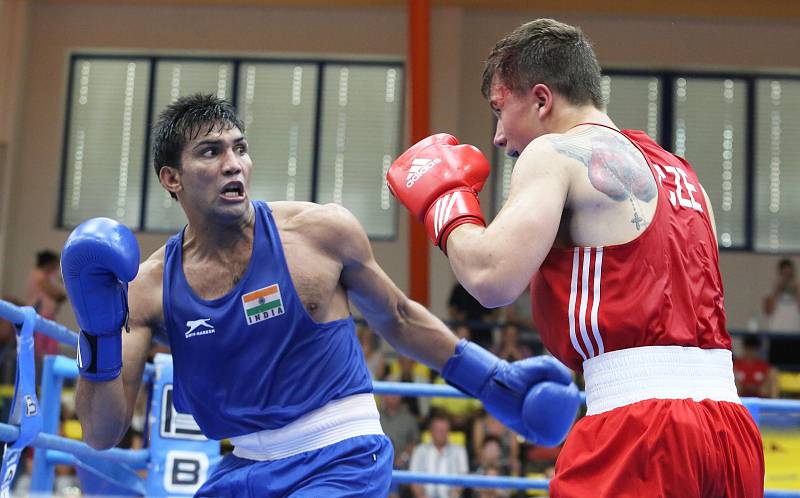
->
[1,307,43,496]
[441,339,499,399]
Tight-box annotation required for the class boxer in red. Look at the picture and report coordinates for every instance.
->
[389,18,764,498]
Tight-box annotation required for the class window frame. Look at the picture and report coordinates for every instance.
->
[58,53,405,240]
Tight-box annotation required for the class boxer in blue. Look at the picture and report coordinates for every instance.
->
[61,94,580,497]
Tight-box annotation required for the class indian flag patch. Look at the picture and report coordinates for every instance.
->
[242,284,285,325]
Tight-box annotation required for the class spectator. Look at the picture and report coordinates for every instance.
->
[472,412,520,476]
[733,334,779,398]
[386,355,432,420]
[380,393,420,498]
[522,442,560,479]
[25,250,67,362]
[0,295,23,386]
[453,322,472,341]
[357,322,387,379]
[502,287,536,332]
[491,323,532,363]
[410,411,469,498]
[429,373,483,432]
[474,435,505,473]
[448,282,497,347]
[474,465,510,498]
[763,258,800,333]
[380,393,420,468]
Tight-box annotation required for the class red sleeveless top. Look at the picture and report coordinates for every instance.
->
[532,128,730,372]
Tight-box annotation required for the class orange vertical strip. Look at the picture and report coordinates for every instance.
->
[407,0,430,306]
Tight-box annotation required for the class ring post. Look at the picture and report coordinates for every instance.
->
[144,353,219,497]
[29,355,65,494]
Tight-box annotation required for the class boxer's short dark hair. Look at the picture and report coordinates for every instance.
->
[481,18,603,108]
[152,93,245,199]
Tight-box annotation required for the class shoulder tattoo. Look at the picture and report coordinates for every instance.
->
[547,128,657,203]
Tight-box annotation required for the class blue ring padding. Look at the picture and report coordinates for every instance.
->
[0,306,43,496]
[0,299,155,383]
[0,299,78,347]
[46,450,146,495]
[0,422,149,466]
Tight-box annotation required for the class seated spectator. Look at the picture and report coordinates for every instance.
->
[25,250,67,366]
[0,295,22,386]
[380,393,420,471]
[763,258,800,333]
[733,334,779,398]
[385,355,433,420]
[472,412,520,476]
[448,282,498,347]
[410,411,469,498]
[474,465,510,498]
[430,373,483,433]
[474,435,506,473]
[357,322,387,379]
[453,322,472,341]
[522,443,561,479]
[491,323,532,363]
[502,287,536,332]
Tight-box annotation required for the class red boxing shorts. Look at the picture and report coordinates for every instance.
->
[550,346,764,498]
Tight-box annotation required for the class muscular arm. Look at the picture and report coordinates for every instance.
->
[322,205,458,370]
[446,138,569,308]
[75,260,157,449]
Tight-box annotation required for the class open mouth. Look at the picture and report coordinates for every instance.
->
[220,182,245,200]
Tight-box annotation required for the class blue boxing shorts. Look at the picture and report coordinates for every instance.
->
[195,434,393,497]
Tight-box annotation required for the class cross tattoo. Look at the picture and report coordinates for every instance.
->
[631,212,645,230]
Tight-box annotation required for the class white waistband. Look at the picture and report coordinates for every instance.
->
[583,346,741,416]
[230,393,384,461]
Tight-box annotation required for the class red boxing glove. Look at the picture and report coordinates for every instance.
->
[388,134,490,253]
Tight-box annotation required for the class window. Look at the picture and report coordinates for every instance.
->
[315,64,401,239]
[60,55,404,238]
[491,152,515,218]
[61,58,150,228]
[601,74,661,142]
[239,63,318,206]
[754,79,800,252]
[673,77,747,248]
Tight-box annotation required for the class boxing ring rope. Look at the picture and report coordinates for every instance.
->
[1,299,800,497]
[0,299,155,381]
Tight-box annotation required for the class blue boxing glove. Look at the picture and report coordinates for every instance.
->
[442,339,580,446]
[61,218,140,382]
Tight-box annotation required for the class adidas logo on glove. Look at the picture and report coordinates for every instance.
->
[405,158,441,188]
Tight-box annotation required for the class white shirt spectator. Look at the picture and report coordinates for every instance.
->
[766,292,800,333]
[409,440,468,498]
[763,259,800,334]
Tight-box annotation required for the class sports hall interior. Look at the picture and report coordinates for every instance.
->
[0,0,799,494]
